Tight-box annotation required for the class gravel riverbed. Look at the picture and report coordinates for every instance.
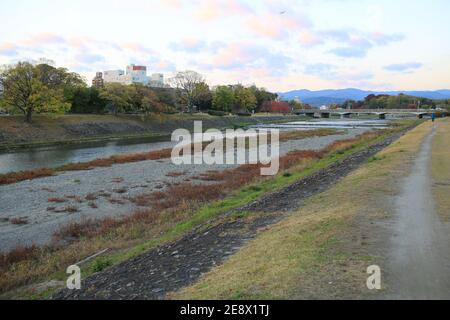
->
[0,129,368,252]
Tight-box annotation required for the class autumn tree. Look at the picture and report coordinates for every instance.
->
[249,85,278,111]
[261,101,292,114]
[233,85,257,113]
[288,100,303,110]
[0,62,71,123]
[99,83,134,115]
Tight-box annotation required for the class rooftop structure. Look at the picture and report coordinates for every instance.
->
[101,64,165,87]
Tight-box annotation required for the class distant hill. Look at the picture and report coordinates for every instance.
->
[278,88,450,107]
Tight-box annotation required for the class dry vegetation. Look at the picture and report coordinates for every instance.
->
[0,129,339,186]
[279,128,342,142]
[10,217,29,225]
[0,148,174,185]
[431,119,450,220]
[171,122,433,300]
[0,128,399,296]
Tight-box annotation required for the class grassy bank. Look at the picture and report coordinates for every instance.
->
[0,125,409,299]
[431,118,450,220]
[170,121,432,300]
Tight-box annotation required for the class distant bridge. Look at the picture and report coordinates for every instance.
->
[293,109,445,120]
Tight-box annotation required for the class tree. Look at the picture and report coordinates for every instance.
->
[249,85,278,111]
[99,83,133,115]
[288,100,303,110]
[0,62,70,123]
[212,86,235,112]
[261,101,292,114]
[233,85,257,113]
[170,71,204,112]
[192,82,212,111]
[70,87,108,114]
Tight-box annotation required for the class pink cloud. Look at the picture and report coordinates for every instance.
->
[212,42,254,67]
[21,33,65,46]
[122,42,155,54]
[0,43,17,51]
[298,31,323,47]
[245,13,309,39]
[194,0,251,22]
[181,37,203,49]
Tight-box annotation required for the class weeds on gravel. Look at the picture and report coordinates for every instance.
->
[85,193,98,201]
[48,198,67,204]
[166,171,187,178]
[60,132,377,241]
[113,188,128,194]
[0,168,54,185]
[0,129,342,186]
[0,245,40,271]
[0,128,402,296]
[0,148,174,185]
[10,217,28,225]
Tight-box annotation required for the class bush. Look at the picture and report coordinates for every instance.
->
[207,109,228,116]
[235,112,252,117]
[92,258,113,273]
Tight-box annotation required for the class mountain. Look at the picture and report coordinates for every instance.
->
[278,88,450,107]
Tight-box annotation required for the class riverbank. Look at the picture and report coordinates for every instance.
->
[0,125,403,298]
[0,128,360,251]
[0,113,303,151]
[171,120,449,300]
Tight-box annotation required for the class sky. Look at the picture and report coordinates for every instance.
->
[0,0,449,92]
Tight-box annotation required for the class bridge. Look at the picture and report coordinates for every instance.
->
[293,109,444,120]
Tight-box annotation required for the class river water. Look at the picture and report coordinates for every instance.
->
[0,119,389,174]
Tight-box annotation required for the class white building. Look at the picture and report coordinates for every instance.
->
[149,73,164,88]
[103,69,127,84]
[102,64,165,87]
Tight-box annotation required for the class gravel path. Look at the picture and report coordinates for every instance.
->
[53,130,403,300]
[0,129,367,252]
[385,125,450,299]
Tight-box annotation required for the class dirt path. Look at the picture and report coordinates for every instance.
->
[385,124,450,299]
[54,132,404,300]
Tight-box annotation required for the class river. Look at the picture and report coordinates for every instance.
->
[0,119,389,174]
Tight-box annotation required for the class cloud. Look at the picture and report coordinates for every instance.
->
[325,30,403,58]
[152,59,177,72]
[298,31,323,47]
[76,53,105,64]
[169,38,207,52]
[369,32,404,46]
[20,33,66,47]
[199,42,292,73]
[0,43,19,56]
[122,42,155,55]
[304,63,338,79]
[329,46,369,58]
[245,12,311,40]
[193,0,251,22]
[383,62,423,73]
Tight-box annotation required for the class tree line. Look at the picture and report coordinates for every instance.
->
[0,62,286,123]
[337,94,448,110]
